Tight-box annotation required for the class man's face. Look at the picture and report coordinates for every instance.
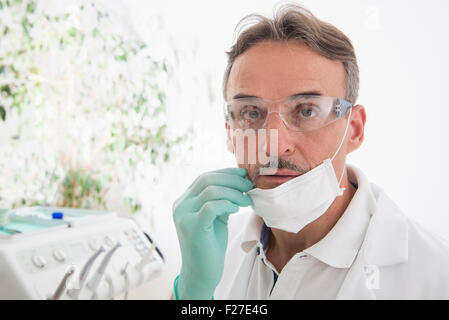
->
[226,41,358,189]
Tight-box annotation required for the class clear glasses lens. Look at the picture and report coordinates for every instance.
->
[225,95,346,132]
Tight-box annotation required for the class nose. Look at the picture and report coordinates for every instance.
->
[264,112,296,158]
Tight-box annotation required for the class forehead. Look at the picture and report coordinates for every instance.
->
[227,41,346,100]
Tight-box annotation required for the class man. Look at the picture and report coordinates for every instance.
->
[172,4,449,299]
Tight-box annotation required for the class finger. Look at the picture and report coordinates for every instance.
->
[189,171,253,196]
[193,185,252,211]
[196,200,240,230]
[214,168,248,177]
[188,168,247,192]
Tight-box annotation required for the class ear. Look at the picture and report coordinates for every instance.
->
[225,122,235,154]
[347,104,366,154]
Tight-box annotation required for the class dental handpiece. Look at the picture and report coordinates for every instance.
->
[67,246,105,299]
[87,242,121,296]
[51,265,76,300]
[120,262,130,300]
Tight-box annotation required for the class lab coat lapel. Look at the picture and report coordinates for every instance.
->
[336,189,409,299]
[363,190,409,266]
[226,246,258,299]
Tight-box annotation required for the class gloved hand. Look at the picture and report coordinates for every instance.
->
[173,168,254,300]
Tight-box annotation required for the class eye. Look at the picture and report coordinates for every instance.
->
[240,106,264,121]
[295,103,318,119]
[300,108,314,118]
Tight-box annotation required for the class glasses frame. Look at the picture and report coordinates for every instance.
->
[223,94,353,132]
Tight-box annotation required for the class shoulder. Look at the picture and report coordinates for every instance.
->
[371,182,449,260]
[405,216,449,268]
[366,184,449,298]
[380,216,449,298]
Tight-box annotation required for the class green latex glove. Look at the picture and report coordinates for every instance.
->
[173,168,254,300]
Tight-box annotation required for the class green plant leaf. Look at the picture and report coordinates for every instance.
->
[0,0,188,211]
[26,0,36,13]
[0,85,11,96]
[0,105,5,121]
[114,54,127,61]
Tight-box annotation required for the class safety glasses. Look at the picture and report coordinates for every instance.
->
[224,94,352,132]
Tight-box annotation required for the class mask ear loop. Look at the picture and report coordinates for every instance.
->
[330,106,353,192]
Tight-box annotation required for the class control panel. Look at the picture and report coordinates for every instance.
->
[0,210,164,300]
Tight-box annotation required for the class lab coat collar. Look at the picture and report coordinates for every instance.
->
[361,185,409,267]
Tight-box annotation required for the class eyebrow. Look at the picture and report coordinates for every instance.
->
[232,91,323,100]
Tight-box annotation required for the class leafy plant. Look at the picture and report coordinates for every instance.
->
[0,0,188,213]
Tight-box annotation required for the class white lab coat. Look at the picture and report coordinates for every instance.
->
[215,165,449,299]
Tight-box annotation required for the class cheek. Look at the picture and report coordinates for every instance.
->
[318,122,349,159]
[295,128,341,165]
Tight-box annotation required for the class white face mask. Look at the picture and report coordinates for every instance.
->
[246,108,352,234]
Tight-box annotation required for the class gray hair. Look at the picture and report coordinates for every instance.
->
[223,3,359,104]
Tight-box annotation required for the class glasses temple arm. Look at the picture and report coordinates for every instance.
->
[335,99,353,118]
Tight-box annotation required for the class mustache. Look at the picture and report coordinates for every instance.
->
[248,159,310,184]
[259,158,309,174]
